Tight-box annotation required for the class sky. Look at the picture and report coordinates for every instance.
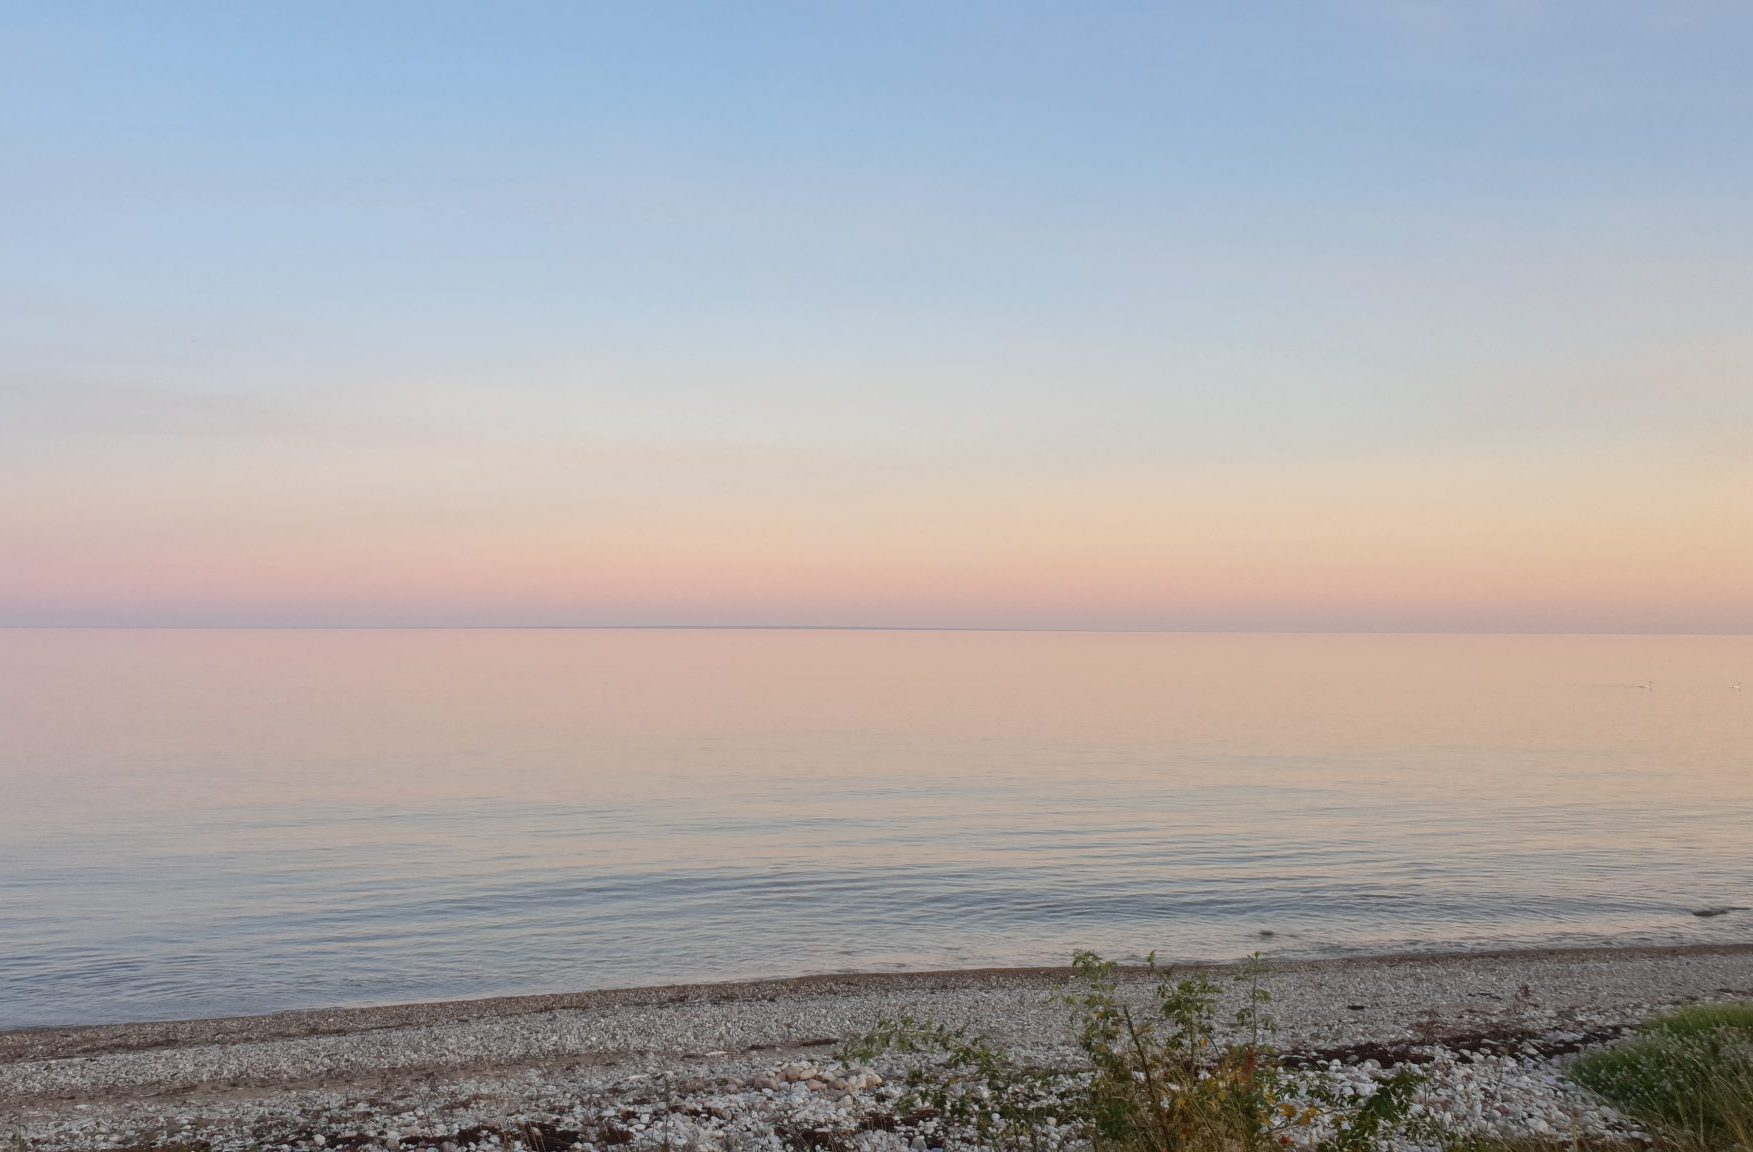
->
[3,3,1751,631]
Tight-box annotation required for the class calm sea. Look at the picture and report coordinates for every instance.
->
[2,630,1749,1029]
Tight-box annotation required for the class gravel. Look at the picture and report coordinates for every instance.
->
[4,944,1751,1151]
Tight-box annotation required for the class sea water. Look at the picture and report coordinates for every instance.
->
[2,629,1749,1027]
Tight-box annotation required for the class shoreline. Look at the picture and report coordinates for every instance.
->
[3,939,1753,1066]
[8,940,1753,1059]
[6,941,1752,1149]
[13,939,1753,1059]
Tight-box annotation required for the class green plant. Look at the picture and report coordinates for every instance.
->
[1066,950,1272,1151]
[1570,1002,1753,1151]
[1637,1004,1753,1041]
[845,952,1424,1152]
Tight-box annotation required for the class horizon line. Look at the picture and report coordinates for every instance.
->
[2,624,1751,638]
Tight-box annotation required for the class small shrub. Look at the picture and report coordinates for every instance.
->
[844,951,1423,1152]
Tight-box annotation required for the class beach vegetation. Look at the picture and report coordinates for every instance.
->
[1570,1002,1753,1151]
[1436,1139,1644,1152]
[842,951,1423,1152]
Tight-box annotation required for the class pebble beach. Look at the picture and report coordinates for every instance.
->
[5,943,1752,1151]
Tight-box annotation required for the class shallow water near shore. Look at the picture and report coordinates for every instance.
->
[2,629,1750,1029]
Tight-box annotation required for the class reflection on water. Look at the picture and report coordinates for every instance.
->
[1,630,1750,1027]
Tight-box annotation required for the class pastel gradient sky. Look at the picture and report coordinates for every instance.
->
[4,3,1751,630]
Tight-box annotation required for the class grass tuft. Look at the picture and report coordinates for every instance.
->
[1570,1001,1753,1152]
[1636,1003,1753,1041]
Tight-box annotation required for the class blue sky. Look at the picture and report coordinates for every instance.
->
[3,3,1751,629]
